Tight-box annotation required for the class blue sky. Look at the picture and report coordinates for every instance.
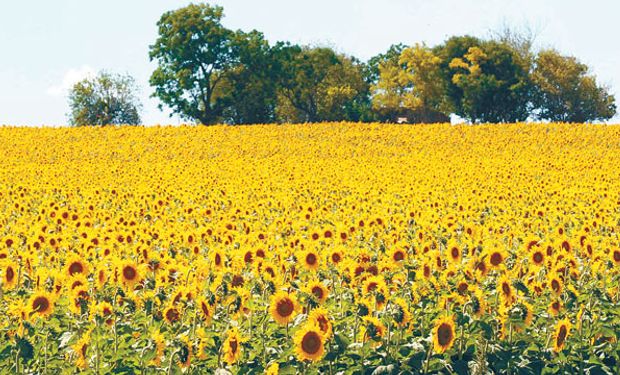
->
[1,0,618,125]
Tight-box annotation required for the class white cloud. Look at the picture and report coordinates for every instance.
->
[46,65,96,97]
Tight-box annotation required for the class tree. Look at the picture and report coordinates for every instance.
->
[371,43,449,123]
[532,50,616,122]
[68,71,141,126]
[436,36,532,123]
[149,4,236,125]
[276,47,368,123]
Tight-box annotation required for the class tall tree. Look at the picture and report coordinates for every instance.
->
[437,37,532,123]
[276,47,368,123]
[68,71,141,126]
[371,43,449,123]
[532,50,616,122]
[149,4,236,125]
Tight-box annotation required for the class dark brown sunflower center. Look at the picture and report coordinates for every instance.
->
[451,247,459,259]
[276,298,294,317]
[32,296,50,313]
[312,286,324,300]
[166,308,179,323]
[230,338,238,354]
[317,316,329,332]
[551,280,560,292]
[490,253,502,266]
[301,331,321,355]
[201,302,210,317]
[69,262,84,275]
[437,323,453,347]
[613,250,620,262]
[557,325,567,347]
[533,252,543,263]
[331,253,341,263]
[6,266,15,282]
[123,266,137,281]
[502,282,511,296]
[306,253,317,265]
[215,253,222,266]
[393,251,405,261]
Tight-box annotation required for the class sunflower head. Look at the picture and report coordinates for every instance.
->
[433,315,456,354]
[553,318,572,353]
[269,291,299,325]
[294,323,325,362]
[28,291,55,319]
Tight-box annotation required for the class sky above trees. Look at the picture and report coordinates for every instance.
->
[1,0,618,125]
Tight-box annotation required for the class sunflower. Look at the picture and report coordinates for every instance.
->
[487,247,507,270]
[72,331,91,369]
[329,249,344,265]
[548,300,562,317]
[269,291,299,325]
[308,307,333,338]
[306,280,329,304]
[301,249,320,271]
[553,318,571,353]
[530,248,545,267]
[2,261,18,290]
[361,316,386,343]
[163,305,181,325]
[469,287,487,318]
[196,297,213,324]
[390,248,407,263]
[294,323,325,362]
[95,301,114,327]
[548,273,563,295]
[222,327,245,365]
[446,240,462,263]
[433,315,456,354]
[392,297,412,328]
[119,260,142,289]
[612,249,620,266]
[66,255,89,277]
[497,274,515,306]
[29,291,55,319]
[151,330,166,366]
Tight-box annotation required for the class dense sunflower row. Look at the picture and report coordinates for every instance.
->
[0,123,619,374]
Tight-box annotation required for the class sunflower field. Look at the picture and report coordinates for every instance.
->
[0,123,619,374]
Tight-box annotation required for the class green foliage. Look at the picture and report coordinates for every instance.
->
[68,72,141,126]
[532,50,616,122]
[149,3,235,125]
[276,47,369,123]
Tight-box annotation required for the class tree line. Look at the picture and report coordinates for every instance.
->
[69,3,616,126]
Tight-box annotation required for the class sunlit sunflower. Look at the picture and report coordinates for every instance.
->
[446,240,462,263]
[294,323,325,362]
[222,327,245,365]
[196,297,213,324]
[390,248,407,264]
[308,307,333,338]
[612,249,620,266]
[163,305,181,325]
[151,330,166,366]
[392,297,412,328]
[469,287,487,318]
[487,247,507,270]
[306,280,329,304]
[29,291,55,319]
[119,260,142,289]
[2,261,18,290]
[548,299,562,317]
[553,318,571,353]
[361,316,386,344]
[269,291,299,325]
[66,255,89,277]
[433,315,456,354]
[95,301,114,327]
[72,331,91,369]
[497,274,515,306]
[301,249,320,271]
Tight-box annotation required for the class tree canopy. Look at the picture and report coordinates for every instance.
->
[147,3,616,125]
[68,71,141,126]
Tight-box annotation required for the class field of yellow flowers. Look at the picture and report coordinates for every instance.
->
[0,123,619,374]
